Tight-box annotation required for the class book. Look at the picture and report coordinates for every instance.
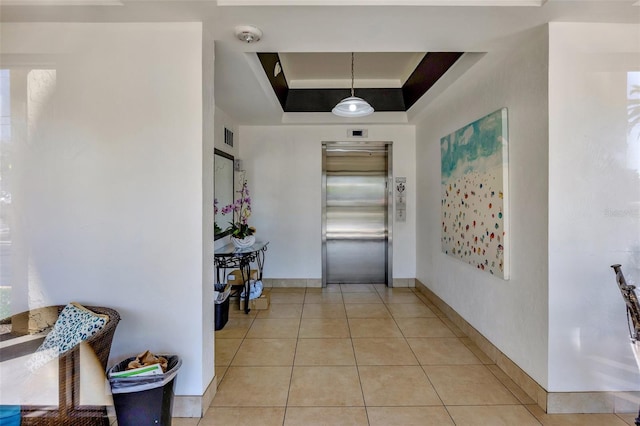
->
[109,363,163,378]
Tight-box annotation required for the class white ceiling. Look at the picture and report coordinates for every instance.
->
[1,0,638,125]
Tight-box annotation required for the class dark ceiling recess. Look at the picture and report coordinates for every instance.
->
[257,51,464,113]
[257,52,289,108]
[403,52,464,110]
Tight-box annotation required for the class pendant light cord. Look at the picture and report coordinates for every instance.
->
[331,52,373,117]
[351,52,355,97]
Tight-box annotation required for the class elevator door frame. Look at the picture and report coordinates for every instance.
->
[321,141,393,287]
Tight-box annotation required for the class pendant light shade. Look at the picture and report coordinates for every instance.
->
[332,53,374,118]
[332,96,375,117]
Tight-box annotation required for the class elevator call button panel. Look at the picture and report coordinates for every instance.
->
[395,177,406,222]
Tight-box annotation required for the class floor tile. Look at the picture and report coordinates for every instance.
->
[616,412,638,426]
[358,365,442,406]
[486,364,536,404]
[526,404,630,425]
[414,295,443,313]
[215,365,228,385]
[386,303,437,318]
[375,286,413,294]
[201,407,286,426]
[321,284,342,293]
[301,303,346,319]
[406,337,482,365]
[288,366,364,406]
[447,405,541,426]
[299,318,351,338]
[294,338,355,366]
[256,303,303,319]
[424,365,519,405]
[348,318,403,338]
[215,317,254,339]
[378,292,423,304]
[215,338,243,366]
[342,292,383,304]
[372,283,387,292]
[340,284,376,293]
[246,318,300,338]
[395,317,456,338]
[228,303,259,318]
[435,320,463,338]
[345,304,391,319]
[170,418,199,426]
[231,338,297,366]
[352,338,418,365]
[207,286,564,426]
[427,305,447,318]
[284,407,368,426]
[270,292,305,304]
[269,287,306,293]
[367,406,454,426]
[304,292,344,304]
[212,366,292,407]
[414,291,433,303]
[460,337,494,363]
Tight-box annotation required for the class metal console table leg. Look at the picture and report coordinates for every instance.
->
[214,241,269,315]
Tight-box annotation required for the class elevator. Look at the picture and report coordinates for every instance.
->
[322,142,392,286]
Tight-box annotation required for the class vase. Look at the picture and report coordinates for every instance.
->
[231,235,255,249]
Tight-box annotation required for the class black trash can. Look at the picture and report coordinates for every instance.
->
[215,297,230,330]
[108,355,182,426]
[214,283,231,331]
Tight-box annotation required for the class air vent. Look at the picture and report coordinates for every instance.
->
[224,127,234,147]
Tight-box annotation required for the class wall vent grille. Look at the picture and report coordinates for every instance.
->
[224,127,234,147]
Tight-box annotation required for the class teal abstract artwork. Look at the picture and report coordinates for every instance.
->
[440,108,509,279]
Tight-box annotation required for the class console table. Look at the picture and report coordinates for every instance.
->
[214,241,268,314]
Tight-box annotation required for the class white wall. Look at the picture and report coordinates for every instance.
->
[415,27,550,387]
[202,22,216,393]
[239,125,416,280]
[1,22,213,397]
[548,23,640,392]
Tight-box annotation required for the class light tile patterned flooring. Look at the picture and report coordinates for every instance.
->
[177,284,637,426]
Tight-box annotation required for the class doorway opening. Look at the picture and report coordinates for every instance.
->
[322,142,392,287]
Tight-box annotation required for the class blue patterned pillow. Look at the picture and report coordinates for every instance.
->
[27,302,109,370]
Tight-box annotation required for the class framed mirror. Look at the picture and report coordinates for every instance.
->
[214,149,234,240]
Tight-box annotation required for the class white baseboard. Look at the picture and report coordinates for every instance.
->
[172,375,216,417]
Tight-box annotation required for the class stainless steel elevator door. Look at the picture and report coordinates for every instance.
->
[324,147,389,284]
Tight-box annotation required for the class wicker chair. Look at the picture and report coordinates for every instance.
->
[0,305,120,426]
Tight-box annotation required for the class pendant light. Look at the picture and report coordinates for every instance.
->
[332,52,374,118]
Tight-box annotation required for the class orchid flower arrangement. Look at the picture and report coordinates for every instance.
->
[214,198,222,235]
[221,177,255,239]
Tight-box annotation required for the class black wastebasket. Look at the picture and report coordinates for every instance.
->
[214,283,230,331]
[108,355,182,426]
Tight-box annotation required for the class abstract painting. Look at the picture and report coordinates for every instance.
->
[440,108,509,279]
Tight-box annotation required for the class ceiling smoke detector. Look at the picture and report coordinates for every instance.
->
[235,25,262,43]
